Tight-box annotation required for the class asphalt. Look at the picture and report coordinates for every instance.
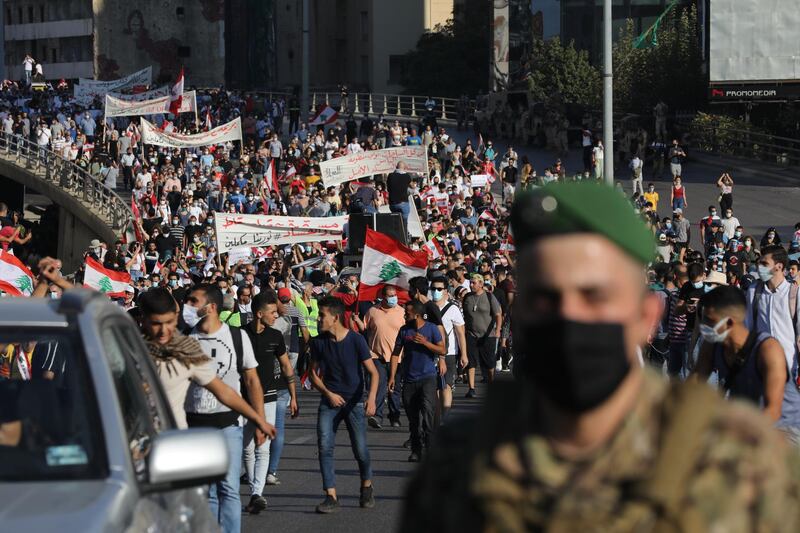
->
[239,137,800,532]
[241,379,486,533]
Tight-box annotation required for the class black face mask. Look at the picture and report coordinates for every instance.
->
[515,319,630,413]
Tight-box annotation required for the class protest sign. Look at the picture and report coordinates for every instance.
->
[140,117,242,148]
[105,90,196,117]
[74,67,153,103]
[320,146,428,187]
[214,214,348,253]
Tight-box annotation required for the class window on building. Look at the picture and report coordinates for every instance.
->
[39,5,45,22]
[27,6,33,23]
[51,48,57,63]
[176,6,185,18]
[6,7,11,24]
[388,55,406,84]
[360,11,368,41]
[17,7,22,24]
[178,46,191,58]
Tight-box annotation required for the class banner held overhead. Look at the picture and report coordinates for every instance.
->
[214,214,348,253]
[140,117,242,148]
[320,146,428,187]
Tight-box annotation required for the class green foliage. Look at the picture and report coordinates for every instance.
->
[613,4,704,114]
[690,112,767,155]
[526,38,601,109]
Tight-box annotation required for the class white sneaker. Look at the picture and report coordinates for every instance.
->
[266,474,281,486]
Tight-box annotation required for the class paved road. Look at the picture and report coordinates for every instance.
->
[241,380,486,532]
[447,130,800,247]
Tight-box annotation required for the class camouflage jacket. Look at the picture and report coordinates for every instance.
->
[402,370,800,533]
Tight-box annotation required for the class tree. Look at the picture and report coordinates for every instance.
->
[526,38,601,109]
[613,4,704,114]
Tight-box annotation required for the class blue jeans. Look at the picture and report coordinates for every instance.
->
[390,202,410,228]
[372,359,402,423]
[208,425,242,533]
[243,401,277,496]
[317,398,372,490]
[668,341,687,378]
[268,389,290,476]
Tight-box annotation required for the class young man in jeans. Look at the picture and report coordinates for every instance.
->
[309,296,380,514]
[243,290,299,514]
[388,300,446,462]
[184,284,272,533]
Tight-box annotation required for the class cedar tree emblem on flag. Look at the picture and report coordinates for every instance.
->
[379,259,403,282]
[98,276,113,293]
[15,275,32,294]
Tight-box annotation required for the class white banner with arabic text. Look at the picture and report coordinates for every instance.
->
[320,146,428,187]
[108,85,170,102]
[105,91,197,117]
[141,117,241,148]
[215,214,348,253]
[74,66,153,103]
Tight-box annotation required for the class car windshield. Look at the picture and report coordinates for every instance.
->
[0,329,107,481]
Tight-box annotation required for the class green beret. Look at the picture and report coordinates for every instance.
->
[511,181,654,264]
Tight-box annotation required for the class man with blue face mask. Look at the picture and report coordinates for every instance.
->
[363,285,406,429]
[745,244,800,442]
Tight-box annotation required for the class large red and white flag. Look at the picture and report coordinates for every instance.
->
[168,67,184,116]
[309,105,339,126]
[84,256,131,298]
[422,238,445,259]
[0,252,35,296]
[284,164,297,181]
[358,228,428,303]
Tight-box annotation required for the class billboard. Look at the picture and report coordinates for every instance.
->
[710,0,800,84]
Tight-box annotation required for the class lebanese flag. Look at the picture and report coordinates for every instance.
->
[84,256,131,298]
[479,210,497,224]
[0,252,35,296]
[422,238,445,259]
[284,164,297,181]
[169,67,184,116]
[500,234,515,252]
[151,260,164,275]
[161,119,174,132]
[309,105,338,126]
[205,109,213,131]
[358,229,428,303]
[264,159,280,194]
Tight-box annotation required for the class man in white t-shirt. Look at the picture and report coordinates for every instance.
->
[139,287,275,433]
[431,277,468,420]
[183,284,273,533]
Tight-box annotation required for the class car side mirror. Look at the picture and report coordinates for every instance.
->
[143,429,228,493]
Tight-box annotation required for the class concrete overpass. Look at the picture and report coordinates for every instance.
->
[0,133,131,272]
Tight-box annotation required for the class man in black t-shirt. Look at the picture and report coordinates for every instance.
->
[387,162,412,228]
[242,291,298,514]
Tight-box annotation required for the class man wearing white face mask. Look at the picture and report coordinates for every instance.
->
[694,286,786,422]
[431,277,467,421]
[745,244,800,441]
[364,285,406,428]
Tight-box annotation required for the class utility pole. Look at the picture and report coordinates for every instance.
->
[301,0,310,124]
[602,0,614,185]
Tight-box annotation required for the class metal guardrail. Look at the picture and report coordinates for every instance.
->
[687,124,800,167]
[238,90,462,123]
[0,132,133,232]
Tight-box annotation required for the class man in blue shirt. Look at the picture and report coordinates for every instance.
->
[309,296,379,514]
[388,299,446,462]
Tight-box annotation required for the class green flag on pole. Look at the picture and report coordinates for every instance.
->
[633,0,679,49]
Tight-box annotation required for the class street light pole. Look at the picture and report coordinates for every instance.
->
[603,0,614,186]
[301,0,310,124]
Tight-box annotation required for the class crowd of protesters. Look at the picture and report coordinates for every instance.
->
[2,74,800,529]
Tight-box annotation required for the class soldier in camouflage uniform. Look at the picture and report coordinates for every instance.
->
[402,181,800,532]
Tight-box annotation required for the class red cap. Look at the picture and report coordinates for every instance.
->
[277,288,292,300]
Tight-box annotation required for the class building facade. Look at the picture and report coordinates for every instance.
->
[275,0,453,95]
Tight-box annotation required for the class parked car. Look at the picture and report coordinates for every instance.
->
[0,290,227,532]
